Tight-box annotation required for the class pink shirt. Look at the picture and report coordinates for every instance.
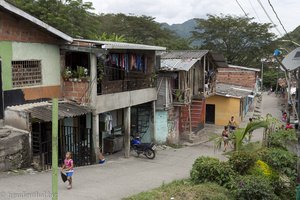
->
[64,159,74,172]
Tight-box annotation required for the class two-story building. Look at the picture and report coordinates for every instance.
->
[61,39,165,159]
[0,1,166,171]
[155,50,227,144]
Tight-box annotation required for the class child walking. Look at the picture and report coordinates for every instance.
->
[61,152,74,189]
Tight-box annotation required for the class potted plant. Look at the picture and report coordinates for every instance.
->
[62,67,72,81]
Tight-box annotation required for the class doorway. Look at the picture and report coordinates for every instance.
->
[205,104,215,124]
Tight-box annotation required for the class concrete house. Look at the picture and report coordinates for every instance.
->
[62,39,166,159]
[0,1,166,170]
[155,50,227,144]
[205,65,261,126]
[0,1,98,170]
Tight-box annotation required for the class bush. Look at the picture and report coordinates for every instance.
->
[232,175,277,200]
[190,156,236,186]
[268,129,296,149]
[125,180,234,200]
[260,148,297,178]
[229,152,256,175]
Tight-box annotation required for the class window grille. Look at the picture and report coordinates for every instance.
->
[12,60,42,87]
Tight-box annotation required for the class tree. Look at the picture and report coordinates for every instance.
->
[7,0,190,50]
[192,14,276,67]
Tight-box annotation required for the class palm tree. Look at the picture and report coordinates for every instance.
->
[211,118,269,152]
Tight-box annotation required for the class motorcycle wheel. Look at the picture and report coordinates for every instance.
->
[144,148,155,159]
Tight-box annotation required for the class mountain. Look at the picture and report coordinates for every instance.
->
[161,18,198,39]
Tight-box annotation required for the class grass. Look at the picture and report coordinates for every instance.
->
[123,180,233,200]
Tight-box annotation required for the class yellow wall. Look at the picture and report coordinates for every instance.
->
[206,95,241,126]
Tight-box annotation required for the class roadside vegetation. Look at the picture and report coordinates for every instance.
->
[125,115,297,200]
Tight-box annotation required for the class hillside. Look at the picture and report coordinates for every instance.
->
[161,18,198,39]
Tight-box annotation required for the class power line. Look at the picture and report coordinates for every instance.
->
[235,0,249,17]
[267,0,293,41]
[247,0,262,22]
[256,0,283,36]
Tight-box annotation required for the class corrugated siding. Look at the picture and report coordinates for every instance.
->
[156,77,166,110]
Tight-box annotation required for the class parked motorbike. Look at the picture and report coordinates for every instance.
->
[130,135,156,159]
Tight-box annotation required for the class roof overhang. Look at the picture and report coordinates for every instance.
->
[73,39,166,51]
[7,101,91,122]
[0,1,73,42]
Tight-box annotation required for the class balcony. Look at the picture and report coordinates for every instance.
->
[97,66,154,95]
[172,88,191,105]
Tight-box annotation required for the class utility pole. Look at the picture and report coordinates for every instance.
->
[52,99,58,200]
[261,60,264,90]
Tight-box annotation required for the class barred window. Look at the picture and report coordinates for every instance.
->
[12,60,42,88]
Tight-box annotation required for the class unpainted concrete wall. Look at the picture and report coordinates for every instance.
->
[0,128,30,171]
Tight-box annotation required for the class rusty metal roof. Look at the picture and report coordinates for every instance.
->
[160,50,227,71]
[216,83,254,98]
[161,50,209,59]
[7,101,91,122]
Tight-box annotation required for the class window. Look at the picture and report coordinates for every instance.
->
[12,60,42,87]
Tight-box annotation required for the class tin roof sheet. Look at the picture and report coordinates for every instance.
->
[7,101,91,122]
[73,39,166,51]
[216,83,254,98]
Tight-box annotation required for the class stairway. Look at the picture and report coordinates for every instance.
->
[179,99,205,140]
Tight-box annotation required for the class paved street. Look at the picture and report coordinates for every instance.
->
[0,93,281,200]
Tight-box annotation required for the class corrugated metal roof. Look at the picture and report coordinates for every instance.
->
[0,1,72,42]
[228,64,261,72]
[7,101,91,122]
[160,50,228,71]
[160,58,199,71]
[73,39,166,51]
[216,83,254,98]
[161,50,209,59]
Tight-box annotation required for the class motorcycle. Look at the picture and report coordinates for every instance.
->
[130,135,156,159]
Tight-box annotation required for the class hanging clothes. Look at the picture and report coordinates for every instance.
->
[136,55,142,71]
[105,113,113,132]
[144,56,147,73]
[124,54,129,72]
[130,54,136,70]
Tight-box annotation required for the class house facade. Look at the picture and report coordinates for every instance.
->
[155,50,227,144]
[0,1,166,171]
[206,65,260,126]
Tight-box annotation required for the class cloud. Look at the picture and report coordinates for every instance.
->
[87,0,300,34]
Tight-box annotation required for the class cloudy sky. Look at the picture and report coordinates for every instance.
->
[86,0,300,36]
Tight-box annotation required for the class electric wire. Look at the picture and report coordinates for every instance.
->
[256,0,283,36]
[235,0,249,17]
[247,0,262,22]
[267,0,294,42]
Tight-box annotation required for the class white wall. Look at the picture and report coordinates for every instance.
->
[12,42,61,87]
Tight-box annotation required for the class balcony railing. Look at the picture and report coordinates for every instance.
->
[172,88,191,105]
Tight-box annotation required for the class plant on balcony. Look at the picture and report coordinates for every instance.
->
[76,66,89,82]
[62,67,73,80]
[174,89,184,103]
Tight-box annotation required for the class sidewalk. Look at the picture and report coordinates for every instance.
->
[0,93,281,200]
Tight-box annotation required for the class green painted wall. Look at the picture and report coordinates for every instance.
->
[0,41,13,91]
[12,42,61,86]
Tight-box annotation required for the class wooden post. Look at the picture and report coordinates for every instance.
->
[188,104,192,134]
[124,107,131,158]
[52,98,58,200]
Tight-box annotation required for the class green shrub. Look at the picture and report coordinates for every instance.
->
[229,152,256,175]
[190,156,236,186]
[260,148,297,178]
[268,129,296,149]
[232,175,277,200]
[125,181,234,200]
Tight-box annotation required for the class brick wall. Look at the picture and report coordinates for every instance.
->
[63,81,89,104]
[0,11,61,44]
[217,68,257,88]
